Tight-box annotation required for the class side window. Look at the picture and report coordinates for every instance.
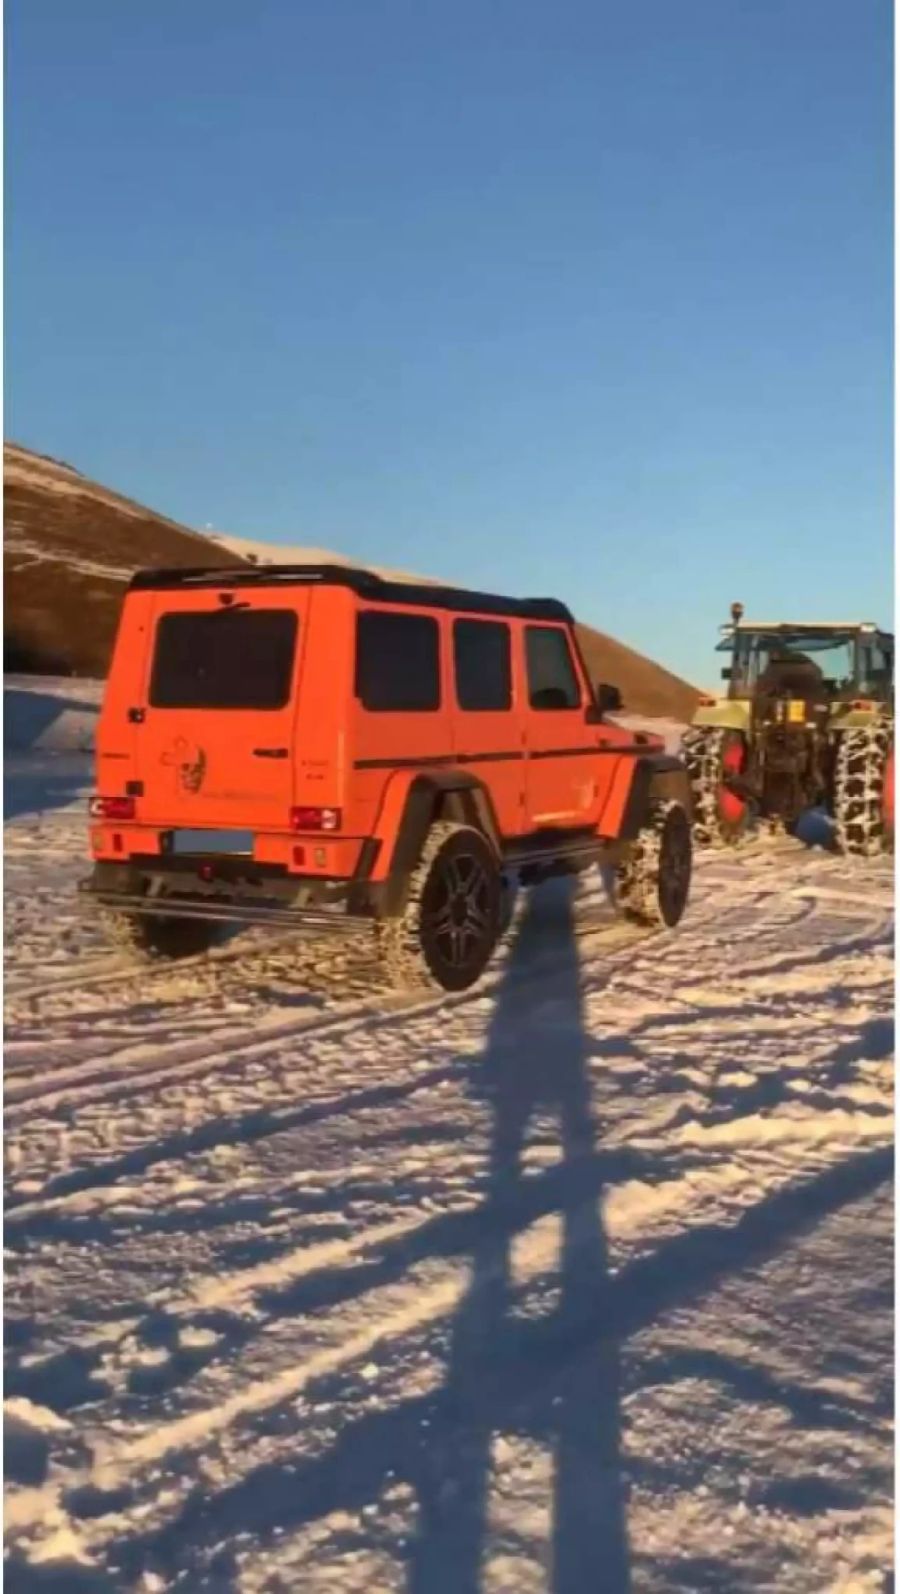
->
[453,619,511,712]
[860,639,893,693]
[355,610,440,712]
[525,625,581,711]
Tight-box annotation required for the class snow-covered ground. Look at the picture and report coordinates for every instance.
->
[3,757,893,1592]
[5,678,104,755]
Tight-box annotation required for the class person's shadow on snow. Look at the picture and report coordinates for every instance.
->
[407,878,630,1593]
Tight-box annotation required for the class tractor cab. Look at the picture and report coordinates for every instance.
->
[716,617,894,705]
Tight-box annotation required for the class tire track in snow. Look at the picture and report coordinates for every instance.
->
[5,867,887,1217]
[0,860,827,1188]
[28,1092,895,1378]
[4,916,650,1215]
[2,859,819,1119]
[6,1137,892,1558]
[6,941,891,1432]
[3,833,801,1023]
[4,927,318,1005]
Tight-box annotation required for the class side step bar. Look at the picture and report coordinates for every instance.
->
[505,835,607,871]
[78,884,366,936]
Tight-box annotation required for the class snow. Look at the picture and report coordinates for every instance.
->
[5,534,137,583]
[3,755,893,1591]
[5,676,103,753]
[4,1398,72,1438]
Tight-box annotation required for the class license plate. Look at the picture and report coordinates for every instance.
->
[169,829,254,855]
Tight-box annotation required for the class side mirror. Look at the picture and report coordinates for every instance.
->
[595,682,623,714]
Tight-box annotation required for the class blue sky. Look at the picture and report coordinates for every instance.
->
[6,0,892,684]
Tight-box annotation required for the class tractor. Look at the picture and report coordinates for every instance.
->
[683,604,894,856]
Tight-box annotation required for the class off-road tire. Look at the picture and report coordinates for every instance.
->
[99,906,221,961]
[375,822,502,993]
[682,726,750,848]
[615,799,692,929]
[832,720,893,857]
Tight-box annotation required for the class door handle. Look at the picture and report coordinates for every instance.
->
[253,747,289,759]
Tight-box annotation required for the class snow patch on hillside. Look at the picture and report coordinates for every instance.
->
[4,442,201,537]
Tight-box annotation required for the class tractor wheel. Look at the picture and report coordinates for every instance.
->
[832,721,894,857]
[884,745,895,853]
[682,727,751,847]
[615,799,692,929]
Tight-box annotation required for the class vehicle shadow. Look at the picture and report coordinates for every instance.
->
[406,877,630,1592]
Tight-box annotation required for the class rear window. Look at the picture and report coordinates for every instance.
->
[453,619,511,711]
[355,610,440,712]
[149,609,298,709]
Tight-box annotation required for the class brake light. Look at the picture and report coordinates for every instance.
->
[289,806,341,833]
[89,795,136,821]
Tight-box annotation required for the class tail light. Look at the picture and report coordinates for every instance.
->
[90,795,136,821]
[289,806,341,833]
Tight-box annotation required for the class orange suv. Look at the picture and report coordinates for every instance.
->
[82,564,693,990]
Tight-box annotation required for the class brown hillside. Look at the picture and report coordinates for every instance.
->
[4,442,699,717]
[575,624,699,721]
[4,443,245,676]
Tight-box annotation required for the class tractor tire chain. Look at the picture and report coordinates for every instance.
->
[682,726,738,848]
[832,717,893,858]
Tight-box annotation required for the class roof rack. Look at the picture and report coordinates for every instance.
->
[128,563,573,624]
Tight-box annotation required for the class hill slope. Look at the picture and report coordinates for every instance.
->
[4,443,698,715]
[4,443,244,676]
[575,624,699,721]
